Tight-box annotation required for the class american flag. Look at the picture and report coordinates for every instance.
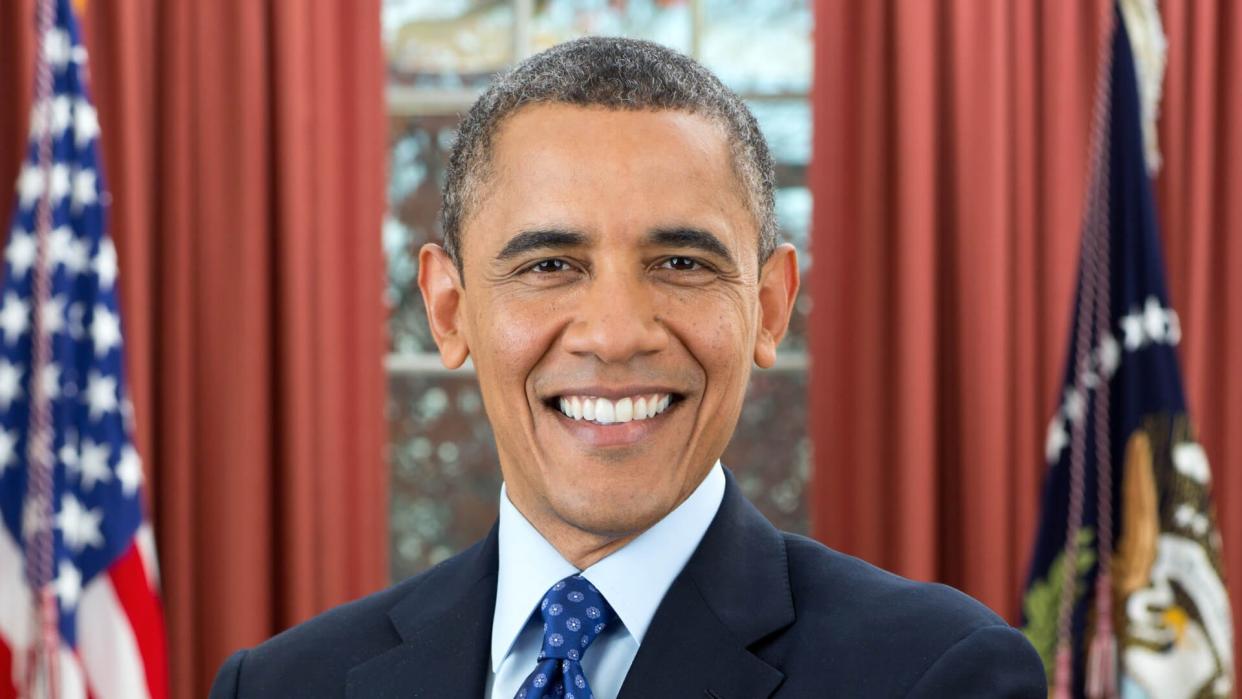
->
[0,0,169,697]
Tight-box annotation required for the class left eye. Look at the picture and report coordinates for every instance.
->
[528,259,572,273]
[660,257,702,271]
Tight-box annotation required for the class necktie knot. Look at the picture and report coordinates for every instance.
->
[537,574,614,662]
[516,575,615,698]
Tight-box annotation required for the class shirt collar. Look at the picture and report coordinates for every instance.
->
[490,461,726,672]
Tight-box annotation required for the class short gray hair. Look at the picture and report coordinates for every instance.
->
[440,36,777,272]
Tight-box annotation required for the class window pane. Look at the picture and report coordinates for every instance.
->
[700,0,811,95]
[531,0,692,55]
[384,0,514,89]
[748,99,811,351]
[390,372,500,581]
[386,114,460,353]
[749,99,810,170]
[724,369,809,535]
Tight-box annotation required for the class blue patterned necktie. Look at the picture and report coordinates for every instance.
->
[515,574,616,699]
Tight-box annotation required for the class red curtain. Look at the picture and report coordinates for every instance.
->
[0,1,390,696]
[811,0,1241,665]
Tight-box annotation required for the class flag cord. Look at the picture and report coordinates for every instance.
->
[23,0,63,696]
[1053,12,1117,699]
[1083,62,1117,699]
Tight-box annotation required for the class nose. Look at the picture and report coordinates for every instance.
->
[561,267,669,363]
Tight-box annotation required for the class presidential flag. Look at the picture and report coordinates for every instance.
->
[0,0,168,696]
[1021,5,1234,699]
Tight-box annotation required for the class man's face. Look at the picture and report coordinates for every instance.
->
[421,103,797,542]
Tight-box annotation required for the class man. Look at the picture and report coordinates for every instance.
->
[210,38,1045,698]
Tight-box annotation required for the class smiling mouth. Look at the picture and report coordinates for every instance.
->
[544,393,683,426]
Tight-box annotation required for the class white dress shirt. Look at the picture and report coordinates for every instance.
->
[485,462,726,699]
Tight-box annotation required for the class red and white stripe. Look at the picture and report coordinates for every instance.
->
[0,523,168,699]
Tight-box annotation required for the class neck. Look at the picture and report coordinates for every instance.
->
[545,527,640,570]
[503,486,644,570]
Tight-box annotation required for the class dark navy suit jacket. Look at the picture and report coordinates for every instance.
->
[210,471,1046,697]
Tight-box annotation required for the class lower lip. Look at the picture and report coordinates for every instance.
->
[547,401,678,447]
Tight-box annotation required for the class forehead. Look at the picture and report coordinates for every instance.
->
[494,102,728,163]
[466,103,753,253]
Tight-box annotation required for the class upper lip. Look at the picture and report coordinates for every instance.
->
[542,385,685,401]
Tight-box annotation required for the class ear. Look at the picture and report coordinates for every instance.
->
[417,243,471,369]
[753,243,800,369]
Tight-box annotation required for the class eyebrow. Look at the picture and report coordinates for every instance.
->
[495,228,589,260]
[647,227,734,264]
[493,225,735,265]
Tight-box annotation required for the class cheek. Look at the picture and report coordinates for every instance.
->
[473,294,567,386]
[658,287,756,381]
[660,289,754,461]
[467,296,566,448]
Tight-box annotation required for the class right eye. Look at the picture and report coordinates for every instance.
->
[527,259,572,274]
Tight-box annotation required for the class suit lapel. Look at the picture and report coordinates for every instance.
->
[618,471,794,699]
[346,525,499,699]
[345,471,791,698]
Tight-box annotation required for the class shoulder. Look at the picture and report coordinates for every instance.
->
[782,532,1003,633]
[208,576,413,698]
[771,533,1046,697]
[207,546,474,699]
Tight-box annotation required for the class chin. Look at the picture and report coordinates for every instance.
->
[550,489,671,540]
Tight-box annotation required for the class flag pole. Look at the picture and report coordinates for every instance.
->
[23,0,64,695]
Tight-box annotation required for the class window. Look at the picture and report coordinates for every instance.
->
[383,0,812,581]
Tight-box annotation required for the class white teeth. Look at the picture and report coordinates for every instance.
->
[615,397,633,422]
[595,398,615,424]
[555,392,674,424]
